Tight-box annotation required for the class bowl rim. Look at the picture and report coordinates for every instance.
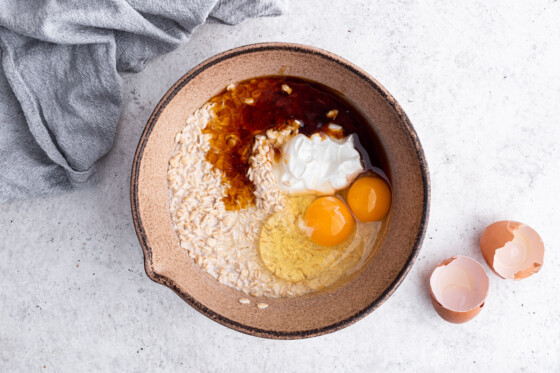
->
[130,42,430,339]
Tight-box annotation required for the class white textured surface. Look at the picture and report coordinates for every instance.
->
[1,1,560,371]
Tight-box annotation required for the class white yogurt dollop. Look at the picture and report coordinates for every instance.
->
[272,133,364,194]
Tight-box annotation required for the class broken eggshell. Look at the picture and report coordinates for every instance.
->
[429,256,489,324]
[480,221,544,280]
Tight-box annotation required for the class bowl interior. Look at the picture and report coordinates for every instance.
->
[131,43,429,339]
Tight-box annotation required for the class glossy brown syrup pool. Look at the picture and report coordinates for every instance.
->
[202,76,388,210]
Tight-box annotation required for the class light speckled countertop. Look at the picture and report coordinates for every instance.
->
[2,1,559,371]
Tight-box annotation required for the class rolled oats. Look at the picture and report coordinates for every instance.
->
[169,104,320,298]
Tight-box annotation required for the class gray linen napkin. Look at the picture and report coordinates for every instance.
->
[0,0,284,203]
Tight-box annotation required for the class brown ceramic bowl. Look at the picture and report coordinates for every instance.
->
[131,42,430,339]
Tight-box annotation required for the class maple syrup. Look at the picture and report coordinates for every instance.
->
[202,76,387,210]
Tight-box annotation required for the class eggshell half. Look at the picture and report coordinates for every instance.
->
[480,221,544,280]
[429,256,489,324]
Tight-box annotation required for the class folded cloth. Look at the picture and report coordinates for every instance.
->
[0,0,284,203]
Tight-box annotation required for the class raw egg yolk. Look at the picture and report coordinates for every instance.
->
[347,177,391,222]
[304,196,355,246]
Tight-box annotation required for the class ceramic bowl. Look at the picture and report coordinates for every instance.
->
[131,42,430,339]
